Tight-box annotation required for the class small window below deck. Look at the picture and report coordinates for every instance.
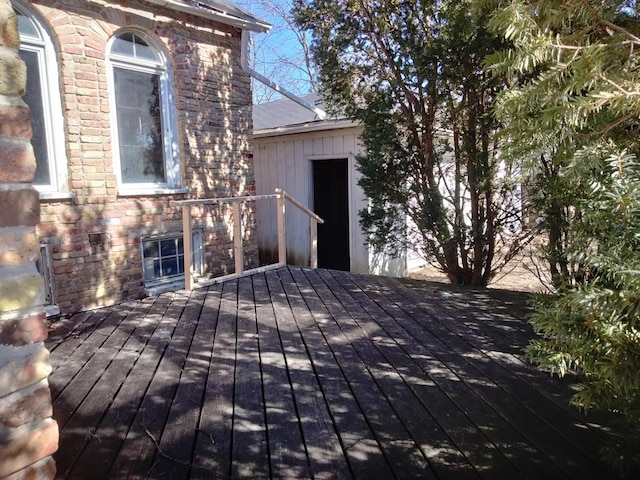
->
[142,231,203,294]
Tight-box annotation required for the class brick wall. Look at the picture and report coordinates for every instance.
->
[30,0,257,313]
[0,1,58,478]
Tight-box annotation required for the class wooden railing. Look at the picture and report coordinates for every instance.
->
[178,188,324,290]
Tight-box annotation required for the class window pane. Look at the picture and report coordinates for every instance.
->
[143,241,159,258]
[19,49,51,186]
[133,36,159,62]
[161,257,179,276]
[143,257,157,281]
[114,67,165,184]
[142,235,193,284]
[112,33,160,63]
[160,239,177,256]
[111,33,135,56]
[16,11,40,39]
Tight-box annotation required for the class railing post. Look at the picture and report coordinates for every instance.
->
[276,189,286,265]
[310,220,318,268]
[182,204,193,290]
[233,200,244,275]
[178,190,320,287]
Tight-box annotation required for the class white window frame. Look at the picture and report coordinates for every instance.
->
[107,30,182,195]
[14,1,69,199]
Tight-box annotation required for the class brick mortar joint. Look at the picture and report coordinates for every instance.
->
[0,136,31,146]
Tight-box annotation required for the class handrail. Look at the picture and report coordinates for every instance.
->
[177,193,278,206]
[276,188,325,224]
[177,189,324,290]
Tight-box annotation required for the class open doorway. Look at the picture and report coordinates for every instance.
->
[312,158,350,270]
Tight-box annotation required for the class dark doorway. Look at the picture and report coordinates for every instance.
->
[313,159,350,270]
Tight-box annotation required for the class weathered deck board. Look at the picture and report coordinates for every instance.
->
[48,308,117,400]
[340,271,565,479]
[68,293,176,479]
[266,270,351,480]
[319,269,517,479]
[303,268,445,479]
[190,283,233,478]
[108,291,190,478]
[385,278,607,423]
[284,268,392,480]
[52,303,139,437]
[356,272,613,478]
[252,273,312,480]
[232,276,269,478]
[153,288,208,479]
[46,267,624,480]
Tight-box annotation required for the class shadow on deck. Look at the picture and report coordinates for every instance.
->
[46,267,622,479]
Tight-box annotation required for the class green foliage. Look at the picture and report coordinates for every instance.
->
[487,0,640,288]
[488,0,640,144]
[528,147,640,473]
[488,0,640,473]
[295,0,531,285]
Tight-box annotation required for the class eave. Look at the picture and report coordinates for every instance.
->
[144,0,271,32]
[254,118,360,139]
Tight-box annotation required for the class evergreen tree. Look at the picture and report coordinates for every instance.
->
[294,0,531,286]
[487,0,640,472]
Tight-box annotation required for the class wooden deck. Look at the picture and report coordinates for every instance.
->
[46,267,621,479]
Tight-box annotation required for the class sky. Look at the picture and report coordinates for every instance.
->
[235,0,316,103]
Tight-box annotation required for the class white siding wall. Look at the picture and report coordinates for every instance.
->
[254,126,407,277]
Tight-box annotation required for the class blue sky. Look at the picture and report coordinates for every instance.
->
[236,0,316,102]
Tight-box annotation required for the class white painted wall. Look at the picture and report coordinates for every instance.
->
[253,124,407,277]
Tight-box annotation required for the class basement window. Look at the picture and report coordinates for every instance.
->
[142,231,203,294]
[37,242,60,317]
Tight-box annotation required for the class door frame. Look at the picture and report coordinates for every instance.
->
[308,154,355,271]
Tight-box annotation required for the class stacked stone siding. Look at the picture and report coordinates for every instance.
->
[30,0,257,313]
[1,0,57,477]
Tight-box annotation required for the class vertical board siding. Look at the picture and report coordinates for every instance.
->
[254,128,367,271]
[254,127,407,276]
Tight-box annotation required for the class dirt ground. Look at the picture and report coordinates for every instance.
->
[408,251,551,293]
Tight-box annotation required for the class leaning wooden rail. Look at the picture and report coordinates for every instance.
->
[177,189,324,290]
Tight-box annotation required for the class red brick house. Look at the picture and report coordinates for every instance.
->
[13,0,269,313]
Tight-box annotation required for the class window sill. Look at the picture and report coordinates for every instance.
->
[39,191,75,202]
[145,273,207,296]
[145,277,186,296]
[45,304,61,318]
[118,187,189,197]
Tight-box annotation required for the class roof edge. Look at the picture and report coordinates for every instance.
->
[144,0,271,32]
[254,119,360,138]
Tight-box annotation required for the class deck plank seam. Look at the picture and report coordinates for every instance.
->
[324,269,519,479]
[317,269,486,479]
[265,269,352,479]
[299,268,435,479]
[358,273,615,478]
[288,268,395,479]
[257,272,316,479]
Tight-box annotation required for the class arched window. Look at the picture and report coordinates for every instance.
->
[14,2,68,196]
[108,31,180,191]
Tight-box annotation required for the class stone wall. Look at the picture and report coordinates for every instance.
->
[30,0,257,313]
[0,0,58,478]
